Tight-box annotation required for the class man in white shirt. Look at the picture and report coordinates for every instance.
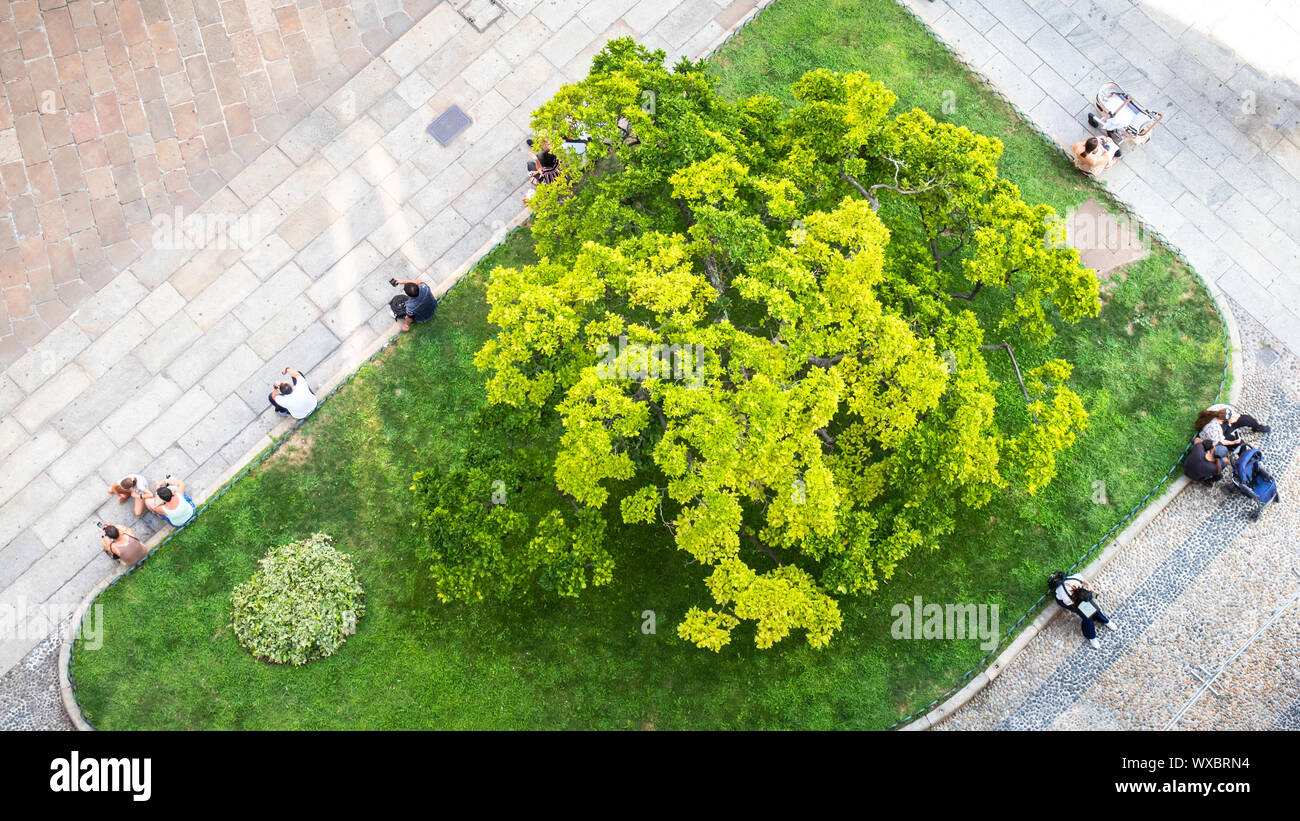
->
[269,368,318,419]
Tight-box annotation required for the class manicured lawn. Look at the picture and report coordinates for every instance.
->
[71,0,1225,729]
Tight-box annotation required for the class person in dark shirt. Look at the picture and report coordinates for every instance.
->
[1184,440,1228,483]
[391,278,437,333]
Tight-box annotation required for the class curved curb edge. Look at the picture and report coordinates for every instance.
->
[58,210,531,730]
[885,1,1246,730]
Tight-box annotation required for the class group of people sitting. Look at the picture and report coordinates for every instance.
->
[101,475,195,566]
[98,274,445,569]
[1183,403,1271,483]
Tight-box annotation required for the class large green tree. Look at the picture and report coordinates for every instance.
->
[455,40,1097,651]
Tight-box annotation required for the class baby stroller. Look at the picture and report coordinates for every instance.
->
[1090,82,1164,148]
[1222,445,1281,520]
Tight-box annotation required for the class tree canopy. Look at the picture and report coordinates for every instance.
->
[441,39,1098,651]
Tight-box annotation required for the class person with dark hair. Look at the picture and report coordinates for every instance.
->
[1195,403,1270,447]
[1048,571,1116,649]
[526,138,560,185]
[143,476,196,527]
[100,522,148,567]
[268,367,318,418]
[1072,134,1120,175]
[388,277,437,332]
[107,473,151,516]
[1184,439,1230,484]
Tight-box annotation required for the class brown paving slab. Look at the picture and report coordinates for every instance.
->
[0,0,441,368]
[1067,197,1151,280]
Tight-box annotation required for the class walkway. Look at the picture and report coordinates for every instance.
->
[0,0,765,703]
[896,0,1300,729]
[905,0,1300,355]
[939,303,1300,730]
[0,0,443,366]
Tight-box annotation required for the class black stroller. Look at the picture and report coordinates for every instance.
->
[1221,444,1281,520]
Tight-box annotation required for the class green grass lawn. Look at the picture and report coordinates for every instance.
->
[70,0,1226,729]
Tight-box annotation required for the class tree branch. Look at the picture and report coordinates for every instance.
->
[980,341,1037,422]
[807,353,846,369]
[742,525,784,566]
[842,158,940,211]
[633,386,668,430]
[951,280,984,301]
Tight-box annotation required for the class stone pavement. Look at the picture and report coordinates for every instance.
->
[939,302,1300,730]
[0,0,442,368]
[902,0,1300,355]
[0,0,767,699]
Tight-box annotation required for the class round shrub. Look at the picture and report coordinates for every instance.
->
[231,533,365,665]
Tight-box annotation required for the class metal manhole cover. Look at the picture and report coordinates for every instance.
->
[454,0,503,32]
[1257,346,1280,366]
[427,105,473,146]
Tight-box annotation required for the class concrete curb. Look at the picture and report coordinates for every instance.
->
[911,279,1241,729]
[57,207,531,731]
[890,1,1247,730]
[55,0,763,729]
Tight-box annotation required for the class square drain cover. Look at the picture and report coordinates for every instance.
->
[427,105,472,146]
[1257,346,1280,366]
[454,0,504,32]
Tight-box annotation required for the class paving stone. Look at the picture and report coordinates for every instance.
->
[400,205,471,269]
[33,479,109,549]
[1025,20,1094,85]
[246,293,323,360]
[133,310,203,374]
[11,362,91,432]
[198,342,266,403]
[75,309,155,379]
[1216,264,1279,325]
[322,290,379,340]
[982,21,1044,75]
[321,115,386,170]
[625,0,684,33]
[0,475,64,548]
[381,2,464,78]
[49,355,150,443]
[163,313,250,391]
[178,262,255,332]
[0,429,68,508]
[268,154,337,214]
[306,241,386,310]
[177,393,256,465]
[135,383,216,457]
[279,107,345,165]
[0,531,48,593]
[320,166,374,213]
[240,231,297,280]
[7,319,91,392]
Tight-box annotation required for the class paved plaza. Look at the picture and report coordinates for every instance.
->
[938,303,1300,730]
[905,0,1300,353]
[0,0,763,725]
[2,0,1298,729]
[0,0,443,366]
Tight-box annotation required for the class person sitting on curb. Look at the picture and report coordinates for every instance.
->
[144,475,196,528]
[100,522,148,568]
[1072,135,1120,175]
[1196,404,1270,448]
[1048,571,1116,650]
[107,473,151,516]
[388,277,438,333]
[1184,439,1230,484]
[269,367,318,418]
